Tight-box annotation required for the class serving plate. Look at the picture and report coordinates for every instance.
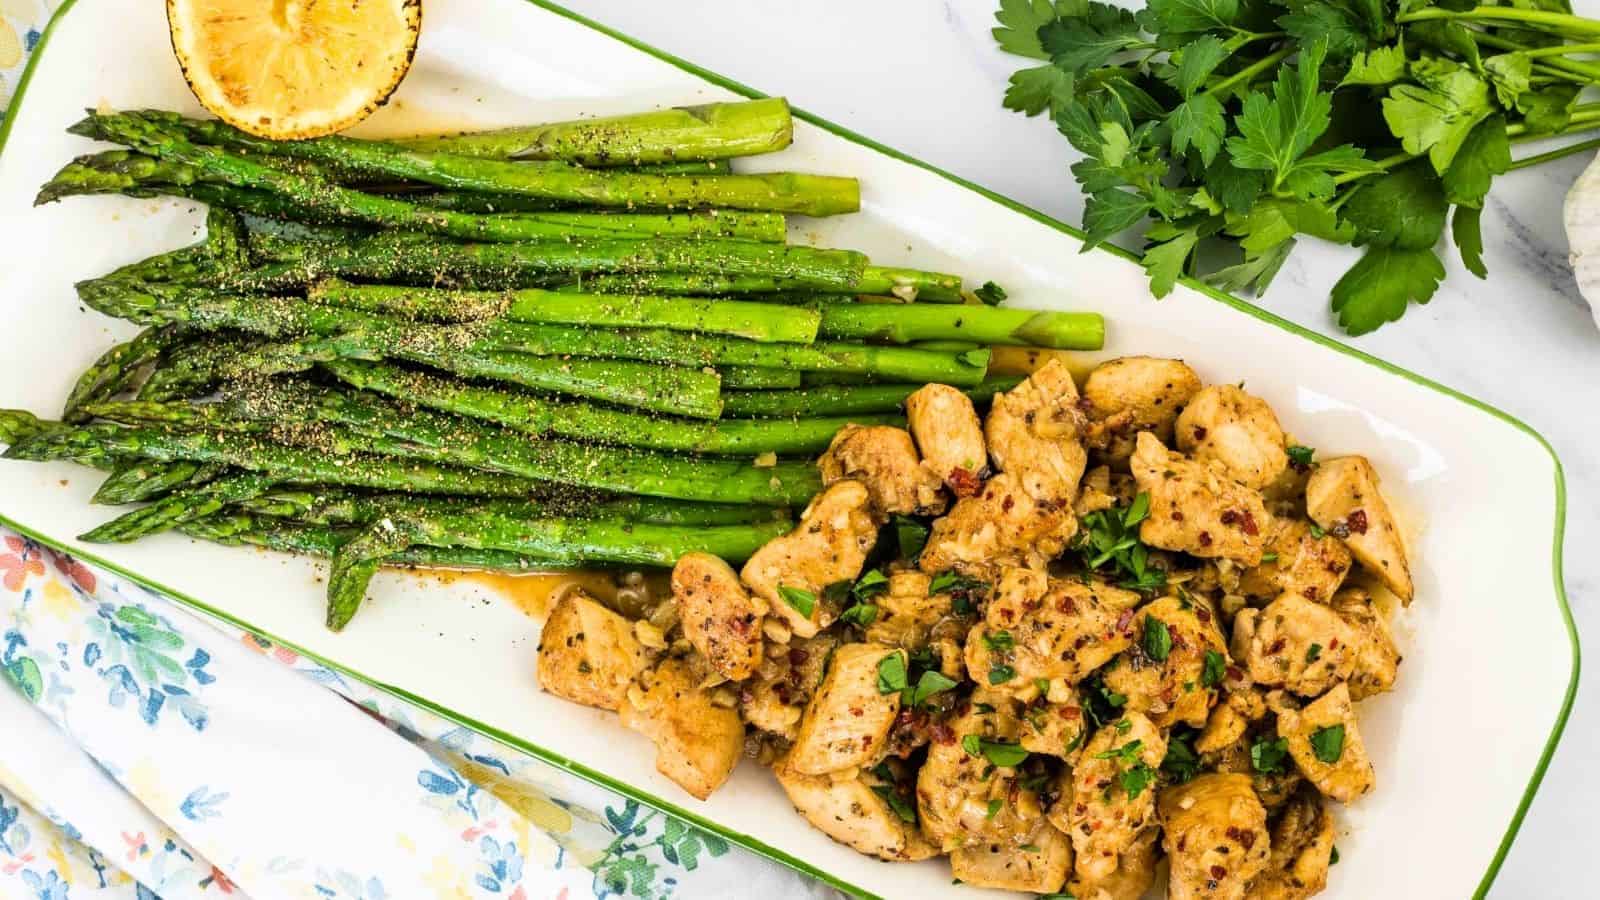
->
[0,0,1576,897]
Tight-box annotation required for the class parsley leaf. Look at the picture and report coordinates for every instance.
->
[964,735,1031,768]
[1341,162,1447,250]
[853,569,890,601]
[1381,59,1494,173]
[1075,493,1166,592]
[1278,3,1370,60]
[1330,245,1446,335]
[1452,204,1487,279]
[1041,3,1146,75]
[1119,762,1157,799]
[778,585,815,618]
[1442,115,1510,209]
[1251,736,1291,774]
[1083,187,1153,248]
[1287,445,1315,466]
[1203,239,1295,294]
[893,515,930,560]
[1139,0,1240,35]
[974,280,1009,305]
[1005,65,1077,117]
[983,630,1016,652]
[908,670,959,706]
[838,603,879,626]
[869,762,919,823]
[1171,34,1231,98]
[1305,642,1324,663]
[989,664,1018,685]
[876,652,908,695]
[1162,728,1204,783]
[1143,618,1173,662]
[1341,43,1408,86]
[993,0,1066,59]
[1484,53,1531,110]
[1168,94,1227,166]
[1141,226,1202,297]
[1094,738,1145,764]
[1202,649,1228,687]
[985,798,1005,819]
[1310,724,1347,762]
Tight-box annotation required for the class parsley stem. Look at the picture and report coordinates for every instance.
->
[1517,41,1600,59]
[1201,47,1293,98]
[1330,109,1600,188]
[1471,32,1600,81]
[1510,136,1600,170]
[1397,7,1600,36]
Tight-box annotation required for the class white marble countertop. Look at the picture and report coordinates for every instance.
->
[560,0,1597,895]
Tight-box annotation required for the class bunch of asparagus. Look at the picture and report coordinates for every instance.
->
[5,97,1105,630]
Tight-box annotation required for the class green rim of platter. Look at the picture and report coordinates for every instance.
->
[0,2,1577,898]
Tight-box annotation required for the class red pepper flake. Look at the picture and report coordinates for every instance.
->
[1328,637,1340,649]
[788,648,809,665]
[1348,509,1369,534]
[1220,509,1240,526]
[931,723,956,745]
[1193,426,1208,440]
[947,467,982,498]
[851,707,865,717]
[1001,494,1016,513]
[1210,865,1228,880]
[1268,638,1286,654]
[1057,596,1079,615]
[1061,706,1082,719]
[1225,826,1258,850]
[1116,609,1135,634]
[1240,511,1259,536]
[1172,510,1185,521]
[1198,531,1213,547]
[1196,607,1212,623]
[1226,665,1244,681]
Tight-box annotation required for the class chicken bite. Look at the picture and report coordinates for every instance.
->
[906,383,987,496]
[1019,695,1088,759]
[1175,384,1290,489]
[1231,592,1360,697]
[985,358,1088,503]
[536,589,650,711]
[1081,356,1203,464]
[918,472,1077,576]
[1064,712,1167,882]
[1102,594,1229,728]
[1130,432,1271,565]
[818,424,946,516]
[787,643,905,775]
[1252,785,1337,899]
[917,695,1048,851]
[618,658,743,800]
[1306,455,1413,603]
[862,570,953,650]
[739,632,839,741]
[1277,682,1375,803]
[1195,687,1267,755]
[741,481,878,639]
[1331,586,1401,699]
[772,756,938,862]
[964,567,1142,692]
[1159,773,1272,900]
[1238,517,1352,603]
[950,821,1073,893]
[1064,826,1160,900]
[671,552,767,681]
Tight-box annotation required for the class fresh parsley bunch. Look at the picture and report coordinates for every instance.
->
[995,0,1600,333]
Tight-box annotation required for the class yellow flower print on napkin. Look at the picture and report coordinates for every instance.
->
[455,758,573,836]
[0,19,20,70]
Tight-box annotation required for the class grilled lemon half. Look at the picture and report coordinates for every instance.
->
[167,0,422,139]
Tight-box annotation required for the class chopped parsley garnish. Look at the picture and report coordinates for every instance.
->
[1310,724,1347,764]
[907,670,959,706]
[1305,643,1324,664]
[1331,845,1341,866]
[869,763,918,824]
[893,515,929,560]
[1309,523,1328,539]
[1119,763,1156,799]
[1287,445,1316,467]
[1161,728,1203,784]
[1034,677,1051,697]
[930,570,988,596]
[1075,492,1166,592]
[985,798,1004,819]
[1081,674,1127,729]
[1114,718,1133,734]
[876,653,908,695]
[962,735,1030,768]
[853,568,889,601]
[777,585,815,617]
[982,630,1015,652]
[1251,736,1291,774]
[837,603,879,626]
[988,664,1017,685]
[1261,552,1279,564]
[1094,738,1144,764]
[1142,618,1172,662]
[1201,650,1227,688]
[974,281,1007,305]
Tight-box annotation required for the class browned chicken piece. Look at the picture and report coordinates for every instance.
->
[964,567,1142,692]
[536,590,650,711]
[1331,586,1401,699]
[1175,384,1290,489]
[1251,785,1337,899]
[738,632,839,741]
[985,358,1088,503]
[818,424,946,516]
[918,472,1078,576]
[618,657,743,800]
[950,821,1073,893]
[1129,432,1271,565]
[906,383,987,496]
[1305,455,1413,603]
[671,552,767,682]
[741,481,878,639]
[1277,682,1375,803]
[771,755,938,862]
[917,694,1049,851]
[863,570,954,650]
[1203,728,1306,813]
[787,643,905,775]
[1238,517,1353,603]
[1020,695,1088,758]
[1081,356,1203,464]
[1195,687,1268,754]
[1103,594,1229,728]
[1074,464,1118,517]
[1064,826,1161,900]
[1231,592,1360,697]
[1159,773,1272,900]
[1065,712,1167,882]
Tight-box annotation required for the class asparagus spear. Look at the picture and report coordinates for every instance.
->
[234,488,789,528]
[715,366,802,389]
[720,374,1025,417]
[62,325,188,422]
[307,280,823,343]
[326,511,790,629]
[136,333,263,402]
[92,459,224,505]
[73,111,860,217]
[819,303,1105,350]
[40,145,790,242]
[397,98,793,164]
[320,359,900,455]
[4,421,551,498]
[80,471,280,543]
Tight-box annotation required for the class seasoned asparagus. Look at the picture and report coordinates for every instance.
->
[719,374,1025,417]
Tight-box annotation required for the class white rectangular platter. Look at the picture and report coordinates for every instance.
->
[0,0,1576,897]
